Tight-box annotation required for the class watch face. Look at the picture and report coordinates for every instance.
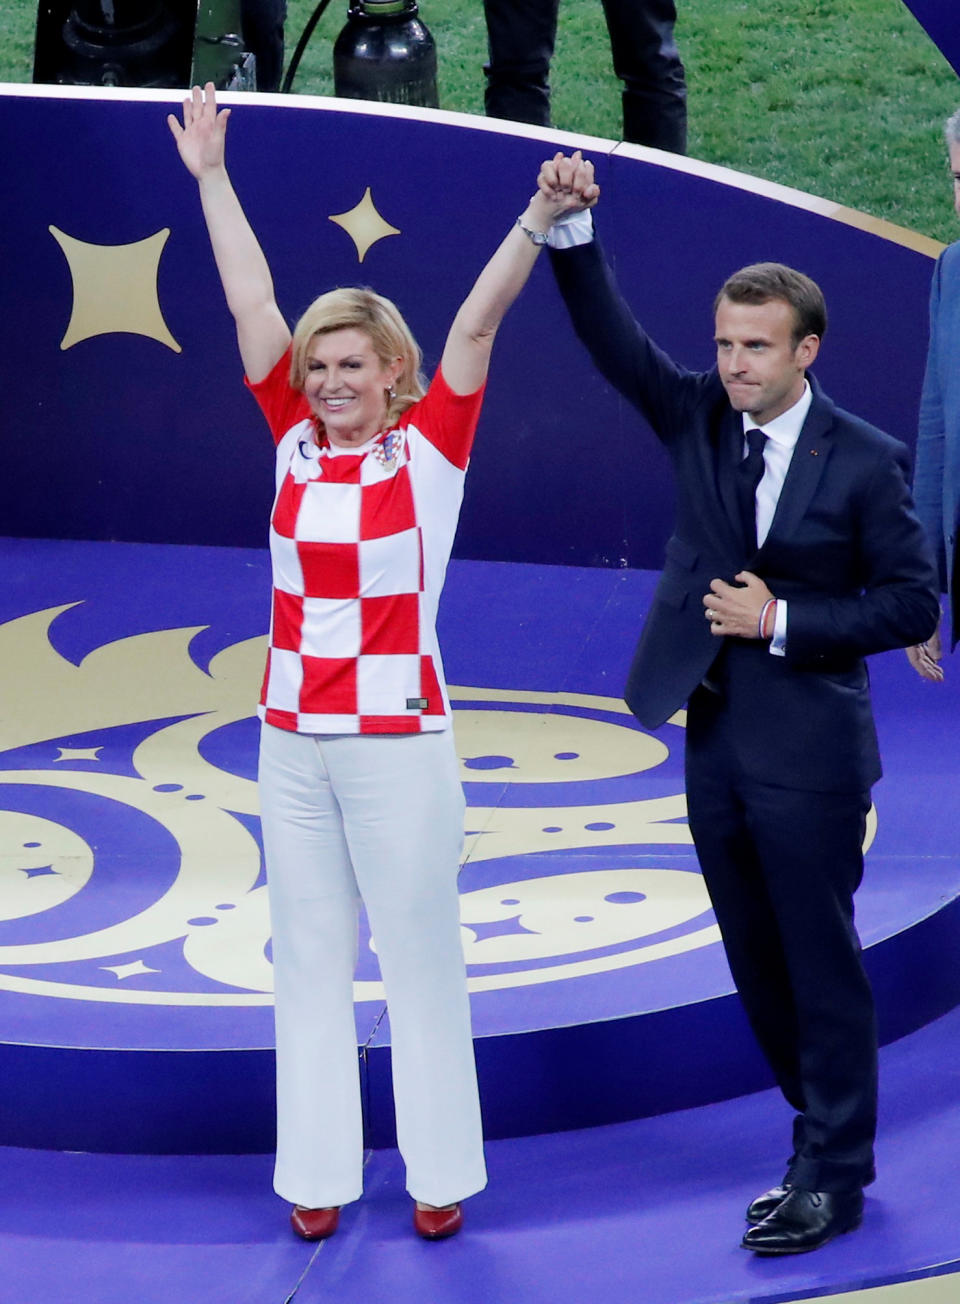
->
[518,218,548,244]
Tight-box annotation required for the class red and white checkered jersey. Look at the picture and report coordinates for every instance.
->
[246,349,485,735]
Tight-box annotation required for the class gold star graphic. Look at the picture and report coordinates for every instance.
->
[50,225,181,352]
[101,960,161,980]
[329,188,401,263]
[54,746,103,762]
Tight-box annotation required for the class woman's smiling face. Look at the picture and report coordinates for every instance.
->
[303,327,402,447]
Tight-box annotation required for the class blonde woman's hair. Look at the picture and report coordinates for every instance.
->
[290,287,426,432]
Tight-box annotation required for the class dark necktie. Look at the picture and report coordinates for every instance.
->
[736,427,767,551]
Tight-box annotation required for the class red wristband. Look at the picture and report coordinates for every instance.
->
[759,598,777,641]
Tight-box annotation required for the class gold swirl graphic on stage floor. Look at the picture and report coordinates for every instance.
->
[0,607,877,1006]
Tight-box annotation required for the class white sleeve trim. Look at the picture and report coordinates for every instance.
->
[769,599,787,657]
[547,209,595,249]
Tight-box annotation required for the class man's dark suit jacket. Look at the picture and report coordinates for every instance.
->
[914,238,960,647]
[551,239,940,792]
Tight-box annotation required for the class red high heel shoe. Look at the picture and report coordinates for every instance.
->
[290,1205,340,1240]
[413,1201,463,1239]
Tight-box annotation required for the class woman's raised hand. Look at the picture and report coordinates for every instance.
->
[166,80,289,383]
[167,82,230,179]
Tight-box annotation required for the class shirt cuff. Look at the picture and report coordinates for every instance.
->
[769,599,787,657]
[547,209,595,249]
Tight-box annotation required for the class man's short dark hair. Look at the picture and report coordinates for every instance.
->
[714,262,827,347]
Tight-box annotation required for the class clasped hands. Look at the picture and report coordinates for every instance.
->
[703,571,775,640]
[536,151,600,218]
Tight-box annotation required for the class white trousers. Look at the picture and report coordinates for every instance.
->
[258,722,487,1209]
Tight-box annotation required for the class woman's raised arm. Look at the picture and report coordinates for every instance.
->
[168,84,291,382]
[439,151,598,397]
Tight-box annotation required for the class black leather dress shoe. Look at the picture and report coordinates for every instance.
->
[745,1184,791,1224]
[741,1188,863,1254]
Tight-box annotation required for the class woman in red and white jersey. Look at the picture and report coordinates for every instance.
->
[169,86,596,1241]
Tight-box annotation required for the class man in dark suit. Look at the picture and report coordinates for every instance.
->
[528,154,940,1253]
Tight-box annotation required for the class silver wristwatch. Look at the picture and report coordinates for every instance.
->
[516,217,549,245]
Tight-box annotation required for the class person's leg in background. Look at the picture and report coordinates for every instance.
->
[482,0,560,127]
[600,0,687,152]
[241,0,287,91]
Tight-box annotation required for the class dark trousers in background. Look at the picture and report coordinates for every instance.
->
[482,0,686,152]
[241,0,287,91]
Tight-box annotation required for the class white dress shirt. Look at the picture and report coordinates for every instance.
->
[745,385,812,654]
[746,387,812,548]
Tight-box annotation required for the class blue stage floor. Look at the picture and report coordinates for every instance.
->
[1,536,959,1303]
[4,1003,960,1304]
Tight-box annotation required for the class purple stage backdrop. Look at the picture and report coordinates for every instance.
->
[903,0,960,77]
[0,86,942,571]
